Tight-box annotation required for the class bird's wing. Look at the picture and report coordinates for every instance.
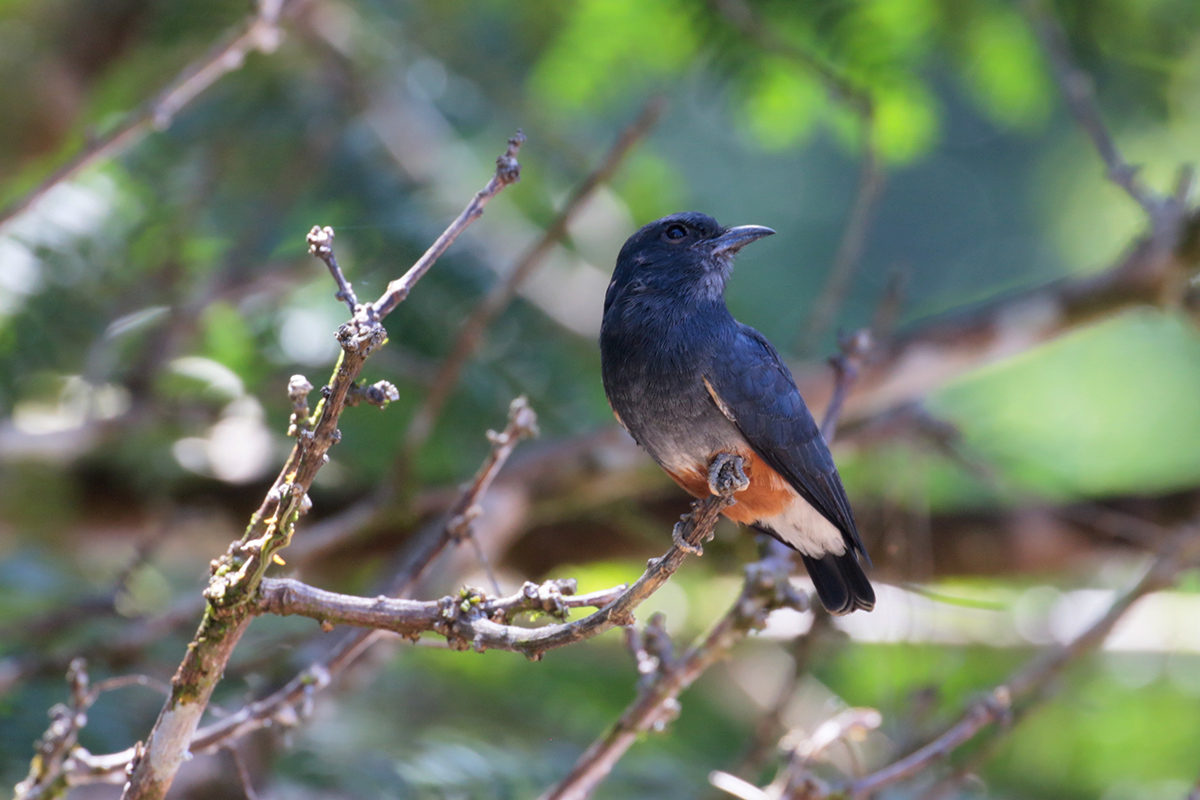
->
[704,324,866,557]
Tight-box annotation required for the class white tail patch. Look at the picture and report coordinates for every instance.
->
[758,494,846,558]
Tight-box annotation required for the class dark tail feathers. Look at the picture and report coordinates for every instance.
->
[801,552,875,615]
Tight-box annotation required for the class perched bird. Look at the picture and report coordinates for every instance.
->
[600,212,874,614]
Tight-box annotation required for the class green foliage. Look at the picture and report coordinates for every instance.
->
[739,57,824,151]
[529,0,700,111]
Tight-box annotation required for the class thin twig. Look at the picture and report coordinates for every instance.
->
[820,329,873,442]
[14,659,91,800]
[0,0,293,233]
[91,674,174,699]
[1022,0,1159,215]
[731,611,838,779]
[227,747,260,800]
[371,132,526,320]
[306,226,359,313]
[405,99,664,450]
[438,396,540,596]
[800,135,886,353]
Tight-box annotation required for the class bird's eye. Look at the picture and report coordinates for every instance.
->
[664,224,687,241]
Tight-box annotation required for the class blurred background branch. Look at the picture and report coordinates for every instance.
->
[0,0,299,233]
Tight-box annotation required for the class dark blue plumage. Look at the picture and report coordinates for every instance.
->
[600,212,874,614]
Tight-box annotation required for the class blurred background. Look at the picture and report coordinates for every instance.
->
[2,0,1200,798]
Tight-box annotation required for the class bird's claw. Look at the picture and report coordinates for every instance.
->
[708,453,749,497]
[672,520,704,556]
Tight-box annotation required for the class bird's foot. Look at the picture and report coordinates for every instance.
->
[672,520,704,556]
[708,453,749,497]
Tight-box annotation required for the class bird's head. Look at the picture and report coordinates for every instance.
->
[608,212,775,309]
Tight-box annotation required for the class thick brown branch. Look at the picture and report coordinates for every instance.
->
[0,0,294,233]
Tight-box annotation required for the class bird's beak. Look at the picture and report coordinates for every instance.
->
[708,225,775,256]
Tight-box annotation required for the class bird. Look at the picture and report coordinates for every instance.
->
[599,211,875,614]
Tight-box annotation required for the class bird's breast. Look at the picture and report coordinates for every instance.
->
[601,297,742,472]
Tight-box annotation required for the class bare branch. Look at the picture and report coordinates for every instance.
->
[405,100,663,450]
[15,659,91,800]
[439,396,539,590]
[73,395,536,781]
[260,456,744,659]
[66,453,740,785]
[371,131,526,320]
[253,576,632,652]
[115,134,525,800]
[178,397,538,760]
[16,661,172,800]
[0,0,294,233]
[731,612,839,779]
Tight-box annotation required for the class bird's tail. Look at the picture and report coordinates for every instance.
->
[801,552,875,615]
